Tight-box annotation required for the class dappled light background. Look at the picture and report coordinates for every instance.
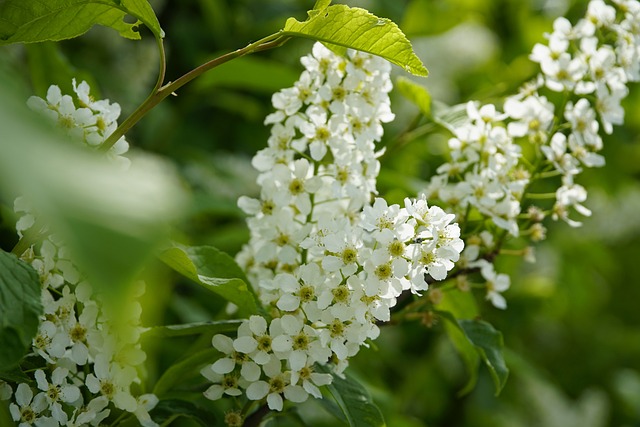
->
[2,0,640,426]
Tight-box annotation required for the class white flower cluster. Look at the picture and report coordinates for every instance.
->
[27,79,130,168]
[201,43,464,412]
[3,82,158,426]
[424,0,640,308]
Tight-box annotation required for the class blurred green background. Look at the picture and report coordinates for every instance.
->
[2,0,640,426]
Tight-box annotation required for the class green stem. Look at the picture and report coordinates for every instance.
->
[100,32,290,152]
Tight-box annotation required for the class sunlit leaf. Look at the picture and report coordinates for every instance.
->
[0,251,42,369]
[396,76,432,117]
[159,245,260,317]
[0,0,163,45]
[282,4,427,77]
[317,364,386,427]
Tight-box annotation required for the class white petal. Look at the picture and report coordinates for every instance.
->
[203,385,224,400]
[267,392,284,411]
[212,358,235,374]
[246,382,269,400]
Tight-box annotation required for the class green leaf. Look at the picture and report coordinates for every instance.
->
[459,319,509,396]
[437,310,480,396]
[159,245,259,317]
[0,250,43,369]
[142,320,242,338]
[318,364,386,427]
[153,348,218,396]
[282,4,428,77]
[120,0,163,37]
[437,288,479,319]
[0,0,163,46]
[396,76,432,117]
[313,0,332,11]
[150,399,218,426]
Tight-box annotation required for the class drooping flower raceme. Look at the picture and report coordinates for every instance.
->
[202,43,464,411]
[7,81,159,427]
[423,0,640,308]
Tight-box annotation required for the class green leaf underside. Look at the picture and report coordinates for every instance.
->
[159,245,259,316]
[0,250,43,369]
[396,76,432,117]
[282,4,427,77]
[142,320,242,338]
[459,319,509,395]
[0,0,162,45]
[318,364,386,427]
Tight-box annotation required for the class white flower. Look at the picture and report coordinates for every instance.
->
[245,355,307,411]
[133,393,159,427]
[477,261,510,309]
[67,396,110,426]
[9,383,56,427]
[35,368,81,424]
[504,95,555,138]
[85,355,137,412]
[201,366,245,400]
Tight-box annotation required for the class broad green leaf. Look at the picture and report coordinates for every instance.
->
[159,245,259,317]
[396,76,432,117]
[437,288,479,319]
[437,310,480,396]
[120,0,163,37]
[282,4,428,77]
[459,319,509,395]
[153,348,218,396]
[150,399,218,427]
[318,364,386,427]
[0,0,163,46]
[0,250,43,369]
[142,320,242,338]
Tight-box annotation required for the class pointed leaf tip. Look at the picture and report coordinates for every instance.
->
[282,4,427,77]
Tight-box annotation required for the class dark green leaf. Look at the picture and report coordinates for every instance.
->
[318,364,386,427]
[396,76,432,117]
[0,250,43,369]
[459,319,509,395]
[150,399,218,427]
[282,4,427,77]
[153,348,218,396]
[142,320,242,338]
[437,310,480,396]
[159,245,260,317]
[0,0,163,45]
